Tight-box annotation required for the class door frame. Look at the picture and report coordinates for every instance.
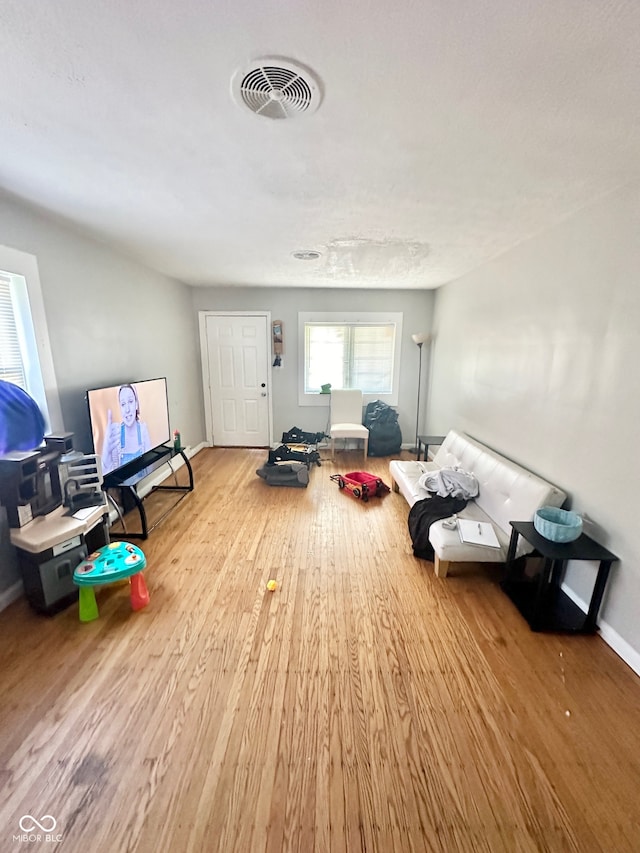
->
[198,310,273,447]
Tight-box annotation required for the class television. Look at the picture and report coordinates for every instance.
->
[86,377,171,477]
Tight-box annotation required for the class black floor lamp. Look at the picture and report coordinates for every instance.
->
[410,332,430,454]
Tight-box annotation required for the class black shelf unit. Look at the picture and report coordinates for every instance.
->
[502,521,618,634]
[103,445,193,540]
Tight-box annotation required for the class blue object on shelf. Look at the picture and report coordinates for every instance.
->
[0,380,45,454]
[534,506,583,542]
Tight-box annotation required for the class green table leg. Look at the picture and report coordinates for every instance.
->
[78,586,99,622]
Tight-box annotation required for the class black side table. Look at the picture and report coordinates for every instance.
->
[502,521,618,634]
[416,435,446,462]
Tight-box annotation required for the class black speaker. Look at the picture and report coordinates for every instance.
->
[0,452,40,526]
[44,432,74,454]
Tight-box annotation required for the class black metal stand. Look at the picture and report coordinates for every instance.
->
[410,341,424,454]
[103,446,194,540]
[502,521,618,633]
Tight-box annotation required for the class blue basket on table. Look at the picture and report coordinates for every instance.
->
[534,506,583,543]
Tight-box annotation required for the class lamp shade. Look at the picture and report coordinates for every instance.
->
[411,332,430,345]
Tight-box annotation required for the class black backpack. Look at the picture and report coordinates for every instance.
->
[363,400,402,457]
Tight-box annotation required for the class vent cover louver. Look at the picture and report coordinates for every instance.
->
[232,58,321,119]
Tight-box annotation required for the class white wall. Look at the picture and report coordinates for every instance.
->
[191,286,434,444]
[0,192,206,595]
[429,182,640,667]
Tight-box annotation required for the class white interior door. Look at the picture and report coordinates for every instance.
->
[201,312,271,447]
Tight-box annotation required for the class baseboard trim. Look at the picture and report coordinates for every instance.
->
[0,579,24,613]
[188,441,208,456]
[597,621,640,677]
[561,581,640,677]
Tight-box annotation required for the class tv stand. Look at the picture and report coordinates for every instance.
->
[103,446,194,540]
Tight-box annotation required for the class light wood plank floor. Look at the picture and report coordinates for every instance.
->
[1,447,639,852]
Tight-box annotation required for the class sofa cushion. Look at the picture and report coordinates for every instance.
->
[428,504,511,563]
[389,460,439,505]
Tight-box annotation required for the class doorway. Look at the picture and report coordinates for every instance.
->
[199,311,272,447]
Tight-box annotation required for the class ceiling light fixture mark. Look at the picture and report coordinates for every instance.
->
[292,250,321,261]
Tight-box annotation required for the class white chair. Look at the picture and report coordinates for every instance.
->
[330,389,369,462]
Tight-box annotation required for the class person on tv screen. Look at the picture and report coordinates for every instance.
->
[101,384,151,474]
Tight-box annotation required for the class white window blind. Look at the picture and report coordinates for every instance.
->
[0,276,27,387]
[304,321,396,394]
[299,311,403,406]
[0,247,61,432]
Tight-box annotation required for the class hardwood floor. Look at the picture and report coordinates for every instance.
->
[1,447,639,852]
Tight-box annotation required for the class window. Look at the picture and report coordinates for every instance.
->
[299,312,403,406]
[0,245,61,433]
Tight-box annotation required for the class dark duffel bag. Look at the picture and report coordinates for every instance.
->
[281,426,325,445]
[256,463,309,488]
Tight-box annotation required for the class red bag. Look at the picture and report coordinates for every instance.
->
[330,471,390,502]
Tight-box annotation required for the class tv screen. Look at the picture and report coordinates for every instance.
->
[87,377,171,476]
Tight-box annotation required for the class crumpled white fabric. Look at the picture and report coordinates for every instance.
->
[418,467,479,500]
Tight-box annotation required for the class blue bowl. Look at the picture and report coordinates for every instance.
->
[534,506,583,542]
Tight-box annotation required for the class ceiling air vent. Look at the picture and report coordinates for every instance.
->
[232,57,322,120]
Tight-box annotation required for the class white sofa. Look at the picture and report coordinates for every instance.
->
[389,431,567,578]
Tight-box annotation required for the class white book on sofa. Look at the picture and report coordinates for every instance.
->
[457,519,500,548]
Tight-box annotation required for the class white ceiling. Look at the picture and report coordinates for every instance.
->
[1,1,639,290]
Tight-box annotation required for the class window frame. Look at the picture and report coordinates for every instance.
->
[298,311,403,407]
[0,244,62,433]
